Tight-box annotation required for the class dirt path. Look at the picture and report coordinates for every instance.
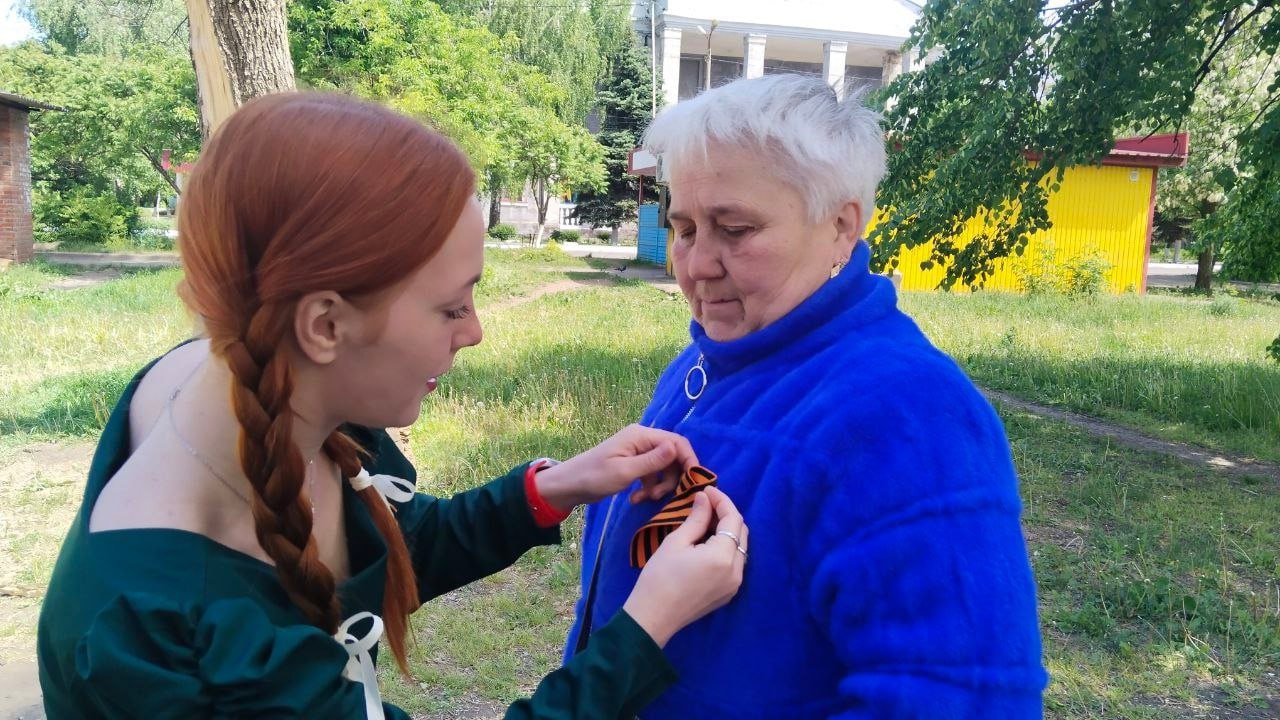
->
[485,277,617,312]
[47,268,124,290]
[0,441,96,720]
[984,389,1279,481]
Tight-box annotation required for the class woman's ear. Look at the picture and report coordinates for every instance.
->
[832,199,863,263]
[293,291,349,365]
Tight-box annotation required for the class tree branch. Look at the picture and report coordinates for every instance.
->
[138,146,182,195]
[1194,1,1276,92]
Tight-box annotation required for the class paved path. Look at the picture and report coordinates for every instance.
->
[0,661,43,719]
[1147,261,1280,292]
[36,251,179,268]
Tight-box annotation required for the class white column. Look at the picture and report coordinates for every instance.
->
[660,26,683,108]
[822,40,848,99]
[882,50,903,86]
[743,33,767,79]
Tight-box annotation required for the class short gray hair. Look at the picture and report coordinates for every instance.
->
[643,74,886,234]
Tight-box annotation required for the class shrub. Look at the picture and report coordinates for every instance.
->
[35,189,131,247]
[550,229,581,243]
[1015,242,1111,297]
[1207,296,1237,317]
[488,223,518,242]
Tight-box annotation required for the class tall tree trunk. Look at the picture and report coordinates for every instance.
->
[185,0,295,139]
[610,225,620,245]
[532,180,549,247]
[488,192,501,230]
[1195,243,1215,292]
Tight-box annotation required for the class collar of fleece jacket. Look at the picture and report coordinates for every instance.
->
[688,241,894,375]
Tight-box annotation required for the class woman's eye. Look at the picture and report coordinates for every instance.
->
[445,305,473,320]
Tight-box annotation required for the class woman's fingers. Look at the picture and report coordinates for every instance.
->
[665,492,714,545]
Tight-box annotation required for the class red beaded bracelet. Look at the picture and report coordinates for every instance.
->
[524,460,572,528]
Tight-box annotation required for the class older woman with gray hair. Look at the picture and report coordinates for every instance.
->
[564,74,1047,718]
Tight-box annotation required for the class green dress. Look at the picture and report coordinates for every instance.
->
[37,355,676,719]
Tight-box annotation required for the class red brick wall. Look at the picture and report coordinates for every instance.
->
[0,104,35,264]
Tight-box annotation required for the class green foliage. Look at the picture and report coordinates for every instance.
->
[549,229,581,243]
[487,224,518,242]
[35,187,130,246]
[596,230,612,241]
[1207,295,1238,317]
[571,39,658,233]
[1200,166,1280,283]
[291,0,518,167]
[501,243,568,265]
[1014,243,1111,297]
[438,0,630,124]
[876,1,1279,290]
[1153,29,1272,256]
[133,219,175,251]
[290,0,604,222]
[0,42,199,240]
[17,0,186,58]
[1268,333,1280,363]
[500,106,605,234]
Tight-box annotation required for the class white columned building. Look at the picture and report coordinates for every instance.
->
[743,33,767,79]
[822,40,849,98]
[633,0,921,104]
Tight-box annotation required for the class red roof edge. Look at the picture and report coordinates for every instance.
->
[1024,132,1190,169]
[1104,133,1189,168]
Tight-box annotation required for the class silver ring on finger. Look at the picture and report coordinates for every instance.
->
[714,530,740,546]
[736,545,748,560]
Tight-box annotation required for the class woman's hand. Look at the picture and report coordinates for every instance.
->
[623,486,747,647]
[533,424,698,510]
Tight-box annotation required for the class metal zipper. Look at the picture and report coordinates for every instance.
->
[580,354,708,645]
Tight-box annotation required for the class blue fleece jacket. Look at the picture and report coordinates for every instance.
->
[565,242,1047,719]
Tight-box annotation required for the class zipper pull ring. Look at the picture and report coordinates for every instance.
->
[684,354,708,401]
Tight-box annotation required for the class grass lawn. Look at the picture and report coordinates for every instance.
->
[1,251,1277,718]
[902,289,1280,464]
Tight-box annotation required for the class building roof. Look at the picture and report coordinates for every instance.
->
[0,90,64,112]
[1105,133,1189,168]
[1025,133,1190,169]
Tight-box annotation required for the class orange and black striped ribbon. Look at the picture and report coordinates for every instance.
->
[630,466,718,569]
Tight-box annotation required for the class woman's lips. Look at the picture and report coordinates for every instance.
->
[698,298,741,326]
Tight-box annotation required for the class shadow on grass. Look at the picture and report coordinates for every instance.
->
[0,367,137,438]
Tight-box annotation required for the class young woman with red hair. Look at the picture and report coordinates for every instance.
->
[36,93,747,719]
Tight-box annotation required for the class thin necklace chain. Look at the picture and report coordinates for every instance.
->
[166,359,317,515]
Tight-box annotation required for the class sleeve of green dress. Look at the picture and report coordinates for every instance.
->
[349,426,561,603]
[70,592,390,719]
[502,609,678,719]
[396,463,562,601]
